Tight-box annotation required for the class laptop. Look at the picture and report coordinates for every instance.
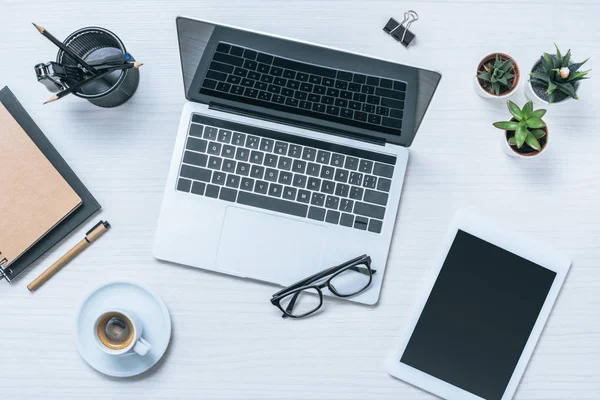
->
[154,17,441,305]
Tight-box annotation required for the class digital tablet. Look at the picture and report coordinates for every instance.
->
[387,210,571,400]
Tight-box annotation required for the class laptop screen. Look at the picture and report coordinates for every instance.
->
[176,17,441,147]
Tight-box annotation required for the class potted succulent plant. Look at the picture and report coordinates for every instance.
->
[526,44,591,105]
[493,101,548,158]
[475,53,520,99]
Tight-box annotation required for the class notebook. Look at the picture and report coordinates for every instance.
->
[0,86,101,282]
[0,103,82,268]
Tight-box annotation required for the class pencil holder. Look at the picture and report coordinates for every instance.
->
[57,27,139,108]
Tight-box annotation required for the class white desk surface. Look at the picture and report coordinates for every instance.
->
[1,1,599,399]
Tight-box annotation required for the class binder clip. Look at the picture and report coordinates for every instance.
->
[383,10,419,47]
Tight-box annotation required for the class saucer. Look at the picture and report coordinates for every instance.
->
[75,281,172,377]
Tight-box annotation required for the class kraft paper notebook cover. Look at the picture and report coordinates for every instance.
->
[0,86,101,282]
[0,103,82,268]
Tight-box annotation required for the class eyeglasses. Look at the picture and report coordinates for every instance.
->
[270,255,376,319]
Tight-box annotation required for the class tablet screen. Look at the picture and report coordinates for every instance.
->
[400,230,556,400]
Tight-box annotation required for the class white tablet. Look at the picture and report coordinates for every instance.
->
[387,210,571,400]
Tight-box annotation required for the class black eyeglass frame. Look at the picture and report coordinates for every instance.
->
[270,254,375,318]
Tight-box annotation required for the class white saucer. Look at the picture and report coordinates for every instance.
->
[75,281,172,377]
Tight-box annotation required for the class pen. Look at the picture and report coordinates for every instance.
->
[27,220,110,292]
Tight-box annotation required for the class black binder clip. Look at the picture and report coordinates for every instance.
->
[383,10,419,47]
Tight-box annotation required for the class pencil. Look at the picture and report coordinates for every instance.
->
[44,62,142,104]
[32,23,98,74]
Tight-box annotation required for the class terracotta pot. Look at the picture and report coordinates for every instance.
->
[475,53,520,99]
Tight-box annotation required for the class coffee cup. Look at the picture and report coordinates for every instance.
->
[93,309,151,356]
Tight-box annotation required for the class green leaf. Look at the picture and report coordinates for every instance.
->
[548,91,556,104]
[493,83,500,96]
[508,136,517,146]
[530,71,550,83]
[522,101,533,119]
[505,73,515,80]
[477,72,491,82]
[563,49,571,67]
[530,109,547,119]
[542,53,554,71]
[569,58,589,74]
[493,121,520,130]
[567,70,591,82]
[507,100,522,121]
[515,124,528,148]
[525,133,542,151]
[498,58,513,72]
[498,76,509,86]
[546,81,557,95]
[555,82,578,99]
[531,129,547,139]
[554,43,563,66]
[525,118,546,129]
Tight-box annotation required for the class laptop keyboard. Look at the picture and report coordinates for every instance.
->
[199,42,406,137]
[176,114,397,234]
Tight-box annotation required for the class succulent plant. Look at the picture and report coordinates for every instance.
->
[530,44,591,103]
[493,101,547,152]
[477,54,516,95]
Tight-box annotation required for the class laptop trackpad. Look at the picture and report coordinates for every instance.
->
[215,206,325,284]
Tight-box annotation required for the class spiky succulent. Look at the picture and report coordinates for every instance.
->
[493,101,547,152]
[530,44,591,103]
[477,54,516,95]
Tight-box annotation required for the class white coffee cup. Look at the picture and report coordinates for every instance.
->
[93,309,151,356]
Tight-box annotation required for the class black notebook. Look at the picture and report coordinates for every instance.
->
[0,86,101,282]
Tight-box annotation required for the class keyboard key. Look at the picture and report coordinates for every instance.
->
[243,49,257,60]
[250,165,265,179]
[325,195,340,210]
[264,153,278,167]
[368,219,383,234]
[221,144,235,158]
[309,75,321,84]
[229,46,244,56]
[257,91,271,101]
[235,147,249,161]
[354,216,368,230]
[265,168,279,182]
[240,177,254,191]
[232,132,246,146]
[326,88,340,97]
[340,108,353,119]
[320,166,334,180]
[260,138,274,152]
[340,213,354,227]
[353,93,366,102]
[222,159,236,173]
[302,147,316,161]
[208,156,222,170]
[207,142,221,155]
[368,114,382,125]
[321,180,335,194]
[270,67,284,76]
[268,183,283,197]
[349,101,361,110]
[285,98,299,107]
[308,206,326,222]
[226,75,241,85]
[344,156,359,170]
[376,106,390,116]
[339,198,353,213]
[278,156,292,170]
[297,190,311,203]
[354,111,367,121]
[258,63,271,74]
[380,78,393,88]
[202,79,217,89]
[335,183,350,198]
[313,103,326,113]
[334,169,348,183]
[292,159,307,173]
[212,171,226,185]
[362,85,375,95]
[203,126,218,140]
[313,85,326,95]
[377,178,392,192]
[363,175,377,189]
[307,163,320,177]
[282,88,294,97]
[382,117,403,130]
[283,69,296,79]
[300,82,313,92]
[350,186,363,200]
[293,174,307,188]
[183,151,208,168]
[349,172,363,186]
[335,80,348,90]
[177,178,192,192]
[274,142,288,155]
[394,81,407,91]
[283,186,297,201]
[191,181,205,196]
[234,67,247,78]
[382,97,404,110]
[325,210,340,224]
[359,160,373,173]
[273,57,337,78]
[226,174,241,188]
[295,92,308,101]
[364,189,388,206]
[310,193,325,207]
[243,88,258,97]
[316,150,331,164]
[216,82,231,92]
[243,60,257,71]
[257,53,273,64]
[296,72,309,82]
[230,85,244,95]
[205,184,220,198]
[246,135,260,149]
[322,78,334,87]
[250,151,264,164]
[238,190,308,218]
[354,202,385,219]
[287,80,300,90]
[331,154,344,167]
[210,61,234,74]
[375,87,405,100]
[189,124,204,137]
[326,106,340,116]
[236,162,250,176]
[321,96,334,105]
[307,177,321,191]
[261,75,274,83]
[366,76,379,86]
[254,180,269,194]
[272,95,285,104]
[353,74,366,84]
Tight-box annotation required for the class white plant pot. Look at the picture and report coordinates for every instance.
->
[525,59,577,107]
[474,75,520,100]
[500,129,548,159]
